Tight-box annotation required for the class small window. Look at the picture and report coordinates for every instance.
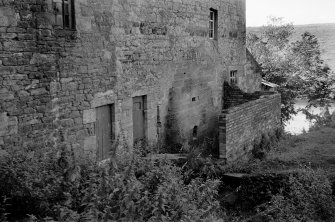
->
[230,70,238,85]
[209,9,218,40]
[53,0,76,29]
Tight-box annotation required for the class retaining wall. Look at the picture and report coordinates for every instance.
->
[219,93,281,163]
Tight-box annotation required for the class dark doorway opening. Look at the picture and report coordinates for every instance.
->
[193,125,198,140]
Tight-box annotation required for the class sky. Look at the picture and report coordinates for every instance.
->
[246,0,335,27]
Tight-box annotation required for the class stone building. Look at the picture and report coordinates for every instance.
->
[0,0,281,162]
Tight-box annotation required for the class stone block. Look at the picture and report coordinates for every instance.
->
[28,119,41,125]
[1,33,18,39]
[0,92,14,100]
[60,78,73,83]
[50,81,60,94]
[2,57,17,66]
[18,90,30,97]
[0,113,18,137]
[7,27,26,33]
[30,88,48,96]
[30,53,56,65]
[84,136,97,153]
[62,82,78,91]
[60,119,75,127]
[83,109,96,124]
[0,7,18,26]
[77,17,92,32]
[0,88,8,94]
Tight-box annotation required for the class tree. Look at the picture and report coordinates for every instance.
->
[247,17,335,123]
[291,32,335,107]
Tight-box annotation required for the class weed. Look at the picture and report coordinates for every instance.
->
[255,168,335,222]
[0,143,221,221]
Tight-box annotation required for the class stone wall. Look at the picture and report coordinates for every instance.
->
[242,49,262,93]
[0,0,265,159]
[0,0,78,152]
[219,94,281,163]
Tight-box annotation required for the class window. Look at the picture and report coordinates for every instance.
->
[209,9,218,40]
[230,70,238,85]
[53,0,76,29]
[96,104,115,161]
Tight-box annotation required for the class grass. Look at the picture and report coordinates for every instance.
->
[219,127,335,221]
[231,127,335,181]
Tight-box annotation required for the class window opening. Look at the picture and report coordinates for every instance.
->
[230,70,238,85]
[209,9,218,40]
[53,0,76,29]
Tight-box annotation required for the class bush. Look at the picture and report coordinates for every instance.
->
[256,168,335,221]
[252,129,284,160]
[252,134,272,160]
[0,146,67,219]
[304,108,335,131]
[0,144,222,221]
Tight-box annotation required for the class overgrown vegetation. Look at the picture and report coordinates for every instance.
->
[252,128,284,160]
[256,168,335,222]
[1,127,335,221]
[0,144,221,221]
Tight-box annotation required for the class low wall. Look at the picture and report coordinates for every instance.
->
[219,94,281,163]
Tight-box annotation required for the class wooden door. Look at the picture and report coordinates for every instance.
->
[133,96,147,143]
[96,104,114,161]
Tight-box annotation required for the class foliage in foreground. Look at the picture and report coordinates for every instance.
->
[256,168,335,222]
[1,135,335,222]
[0,145,221,221]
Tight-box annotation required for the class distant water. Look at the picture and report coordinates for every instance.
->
[285,99,335,135]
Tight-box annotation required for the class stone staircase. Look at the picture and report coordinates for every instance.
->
[223,82,261,109]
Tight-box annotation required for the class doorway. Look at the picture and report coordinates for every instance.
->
[96,104,115,160]
[133,95,147,144]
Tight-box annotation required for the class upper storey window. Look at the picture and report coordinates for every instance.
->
[230,70,238,85]
[53,0,76,29]
[209,9,218,40]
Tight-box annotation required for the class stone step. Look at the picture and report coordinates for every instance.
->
[144,153,187,160]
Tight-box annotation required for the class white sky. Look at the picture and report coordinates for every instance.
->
[247,0,335,27]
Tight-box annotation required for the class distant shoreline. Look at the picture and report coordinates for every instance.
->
[247,22,335,28]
